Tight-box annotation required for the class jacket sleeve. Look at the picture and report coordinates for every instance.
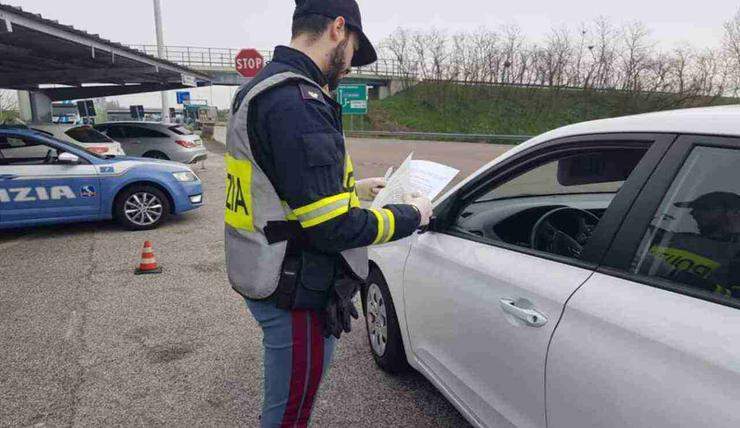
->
[257,95,421,254]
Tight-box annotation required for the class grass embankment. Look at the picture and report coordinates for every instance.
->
[344,83,739,143]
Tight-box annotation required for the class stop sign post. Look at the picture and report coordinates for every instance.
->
[235,49,264,78]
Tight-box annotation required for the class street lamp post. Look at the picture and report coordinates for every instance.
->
[153,0,170,123]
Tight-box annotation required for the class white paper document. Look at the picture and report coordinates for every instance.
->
[371,153,459,209]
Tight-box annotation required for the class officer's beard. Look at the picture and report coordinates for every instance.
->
[325,38,350,91]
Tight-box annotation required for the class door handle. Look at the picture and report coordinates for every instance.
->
[0,174,18,180]
[499,298,548,327]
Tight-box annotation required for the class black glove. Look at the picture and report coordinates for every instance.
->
[322,277,360,339]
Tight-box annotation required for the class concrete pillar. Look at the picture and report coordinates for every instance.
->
[378,85,391,100]
[17,90,52,124]
[377,79,418,100]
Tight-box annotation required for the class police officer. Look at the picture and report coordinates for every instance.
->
[224,1,432,426]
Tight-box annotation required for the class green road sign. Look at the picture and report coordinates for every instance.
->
[337,84,368,115]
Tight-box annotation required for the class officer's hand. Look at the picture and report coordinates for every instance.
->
[356,177,386,200]
[404,192,433,227]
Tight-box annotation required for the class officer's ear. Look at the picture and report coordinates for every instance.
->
[329,16,347,42]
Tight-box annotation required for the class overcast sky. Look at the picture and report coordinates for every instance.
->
[3,0,739,108]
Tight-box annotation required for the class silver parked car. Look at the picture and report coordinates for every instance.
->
[94,122,207,164]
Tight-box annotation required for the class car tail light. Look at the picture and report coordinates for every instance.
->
[175,140,198,148]
[87,146,109,154]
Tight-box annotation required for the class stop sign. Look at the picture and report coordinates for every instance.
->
[235,49,264,78]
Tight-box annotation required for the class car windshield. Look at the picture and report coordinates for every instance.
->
[169,125,194,136]
[65,126,114,143]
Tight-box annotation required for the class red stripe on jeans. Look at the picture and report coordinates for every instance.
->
[280,310,308,427]
[298,311,325,424]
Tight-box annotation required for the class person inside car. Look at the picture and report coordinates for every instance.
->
[641,191,740,298]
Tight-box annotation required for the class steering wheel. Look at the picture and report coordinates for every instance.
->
[530,207,600,258]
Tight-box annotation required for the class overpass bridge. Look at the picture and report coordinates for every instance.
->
[128,45,413,99]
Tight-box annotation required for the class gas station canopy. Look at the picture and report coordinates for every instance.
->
[0,3,211,101]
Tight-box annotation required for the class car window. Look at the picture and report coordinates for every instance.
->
[0,136,66,165]
[65,126,113,143]
[104,125,127,139]
[631,145,740,304]
[169,125,193,136]
[125,126,168,139]
[452,147,648,260]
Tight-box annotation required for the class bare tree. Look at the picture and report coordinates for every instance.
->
[590,17,619,89]
[425,28,449,81]
[722,7,740,94]
[619,21,653,92]
[541,26,574,87]
[380,27,418,89]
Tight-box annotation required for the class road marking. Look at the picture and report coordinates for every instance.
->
[64,310,79,341]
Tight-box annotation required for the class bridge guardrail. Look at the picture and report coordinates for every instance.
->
[128,45,412,78]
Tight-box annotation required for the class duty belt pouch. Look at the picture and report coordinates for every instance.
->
[275,254,300,310]
[291,251,335,310]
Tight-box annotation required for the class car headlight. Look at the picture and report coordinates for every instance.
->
[172,171,198,182]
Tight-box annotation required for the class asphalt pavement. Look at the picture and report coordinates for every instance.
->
[0,137,509,427]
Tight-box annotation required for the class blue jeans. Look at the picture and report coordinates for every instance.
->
[245,298,336,427]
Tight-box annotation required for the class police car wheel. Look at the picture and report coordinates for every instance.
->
[363,267,411,374]
[114,185,170,230]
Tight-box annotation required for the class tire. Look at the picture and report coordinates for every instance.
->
[362,266,411,374]
[114,185,171,230]
[142,151,169,160]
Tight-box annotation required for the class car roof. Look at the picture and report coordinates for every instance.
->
[97,121,171,128]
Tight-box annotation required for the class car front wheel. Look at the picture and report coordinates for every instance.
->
[114,185,171,230]
[363,267,411,374]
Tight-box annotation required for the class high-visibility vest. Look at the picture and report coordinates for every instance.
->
[224,71,368,301]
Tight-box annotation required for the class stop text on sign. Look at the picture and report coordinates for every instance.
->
[236,57,263,71]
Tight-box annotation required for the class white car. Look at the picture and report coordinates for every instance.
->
[32,124,126,156]
[364,105,740,428]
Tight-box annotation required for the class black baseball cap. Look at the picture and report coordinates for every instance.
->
[675,191,740,210]
[293,0,378,67]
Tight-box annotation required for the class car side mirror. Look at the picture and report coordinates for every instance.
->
[57,152,80,164]
[419,216,440,234]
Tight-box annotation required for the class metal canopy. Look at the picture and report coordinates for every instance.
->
[0,3,212,100]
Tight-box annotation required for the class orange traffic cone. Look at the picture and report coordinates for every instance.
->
[135,241,163,275]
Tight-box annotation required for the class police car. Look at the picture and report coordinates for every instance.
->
[365,105,740,428]
[0,128,203,230]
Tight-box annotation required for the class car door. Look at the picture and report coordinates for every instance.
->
[402,134,675,428]
[546,135,740,428]
[104,125,142,156]
[129,125,171,157]
[0,134,101,224]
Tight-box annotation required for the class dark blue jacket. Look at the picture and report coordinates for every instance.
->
[231,46,420,264]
